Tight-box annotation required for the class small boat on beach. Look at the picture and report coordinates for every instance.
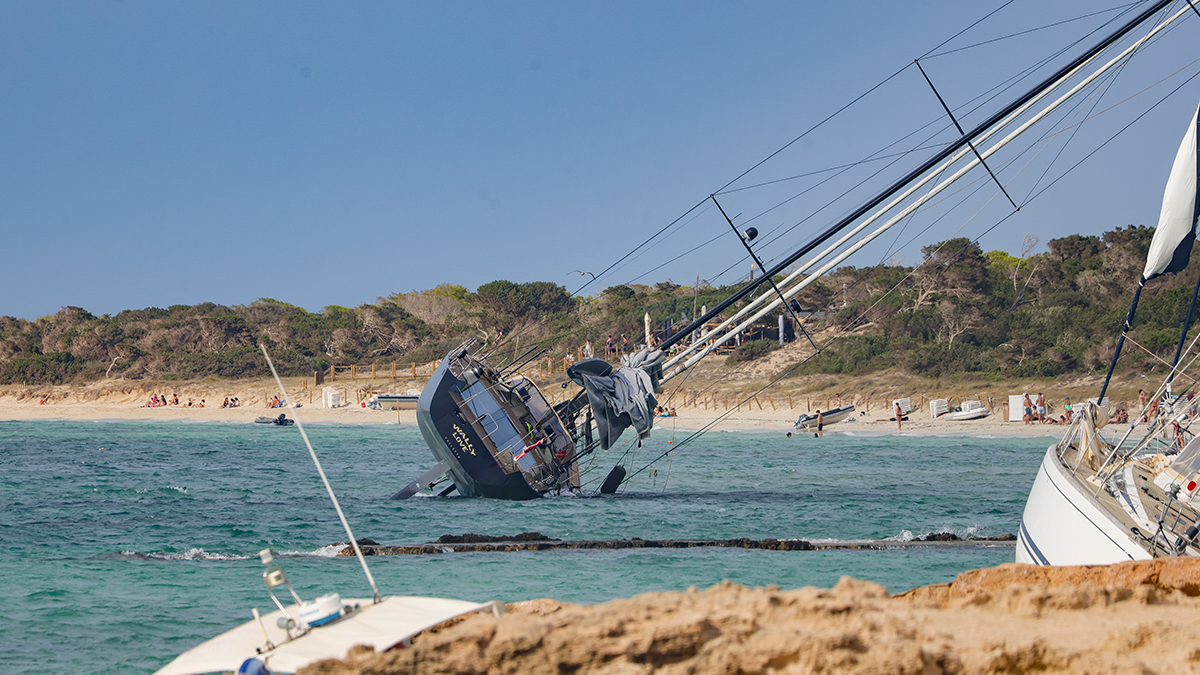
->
[930,399,990,421]
[254,414,294,426]
[367,393,419,410]
[1016,97,1200,565]
[945,401,989,421]
[794,404,856,430]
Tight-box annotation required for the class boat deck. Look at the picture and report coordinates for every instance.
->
[1057,440,1200,557]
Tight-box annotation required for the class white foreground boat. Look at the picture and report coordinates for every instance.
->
[155,348,503,674]
[155,593,499,675]
[1016,100,1200,565]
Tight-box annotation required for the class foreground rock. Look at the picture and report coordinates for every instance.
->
[299,559,1200,674]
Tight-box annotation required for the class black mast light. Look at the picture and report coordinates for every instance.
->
[743,227,758,242]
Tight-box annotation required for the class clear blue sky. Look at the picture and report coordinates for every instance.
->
[4,1,1200,320]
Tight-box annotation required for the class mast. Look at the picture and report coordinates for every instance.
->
[659,0,1176,356]
[1100,100,1200,402]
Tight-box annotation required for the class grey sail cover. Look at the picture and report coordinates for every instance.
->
[570,350,665,450]
[1143,101,1200,281]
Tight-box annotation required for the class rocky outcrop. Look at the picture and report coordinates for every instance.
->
[298,558,1200,675]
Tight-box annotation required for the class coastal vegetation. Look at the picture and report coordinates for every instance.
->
[0,225,1194,386]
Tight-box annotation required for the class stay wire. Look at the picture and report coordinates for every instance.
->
[623,62,1200,488]
[924,2,1141,60]
[577,0,1149,298]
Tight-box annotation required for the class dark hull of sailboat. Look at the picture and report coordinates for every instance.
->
[415,351,579,501]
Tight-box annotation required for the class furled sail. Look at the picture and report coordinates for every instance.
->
[1143,103,1200,281]
[568,351,665,450]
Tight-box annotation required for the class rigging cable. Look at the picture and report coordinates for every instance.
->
[619,58,1200,493]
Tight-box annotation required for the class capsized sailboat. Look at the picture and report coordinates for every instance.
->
[396,0,1200,501]
[1016,101,1200,565]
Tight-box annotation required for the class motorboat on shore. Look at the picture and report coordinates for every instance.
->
[795,404,856,430]
[1016,98,1200,565]
[931,400,990,421]
[367,393,420,410]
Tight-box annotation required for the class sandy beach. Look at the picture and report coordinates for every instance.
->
[0,376,1073,439]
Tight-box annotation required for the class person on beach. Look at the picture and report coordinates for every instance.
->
[1023,394,1033,425]
[606,336,614,358]
[1138,389,1147,421]
[172,394,179,405]
[816,409,824,437]
[582,340,593,359]
[1036,393,1046,424]
[1063,396,1073,423]
[894,401,902,432]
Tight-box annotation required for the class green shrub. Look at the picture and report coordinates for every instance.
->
[726,339,781,364]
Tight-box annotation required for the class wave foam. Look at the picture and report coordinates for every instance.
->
[122,547,251,561]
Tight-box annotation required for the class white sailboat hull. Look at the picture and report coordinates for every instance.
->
[1016,446,1151,566]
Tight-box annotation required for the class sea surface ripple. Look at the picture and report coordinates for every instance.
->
[0,420,1048,674]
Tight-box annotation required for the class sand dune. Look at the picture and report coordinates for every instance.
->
[299,558,1200,675]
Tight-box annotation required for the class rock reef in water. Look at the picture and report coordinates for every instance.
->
[335,533,1018,557]
[298,558,1200,675]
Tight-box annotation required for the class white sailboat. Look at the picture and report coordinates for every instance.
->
[1015,102,1200,565]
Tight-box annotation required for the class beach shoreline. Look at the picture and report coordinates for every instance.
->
[0,393,1072,438]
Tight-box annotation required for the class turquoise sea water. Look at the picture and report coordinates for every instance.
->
[0,420,1049,674]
